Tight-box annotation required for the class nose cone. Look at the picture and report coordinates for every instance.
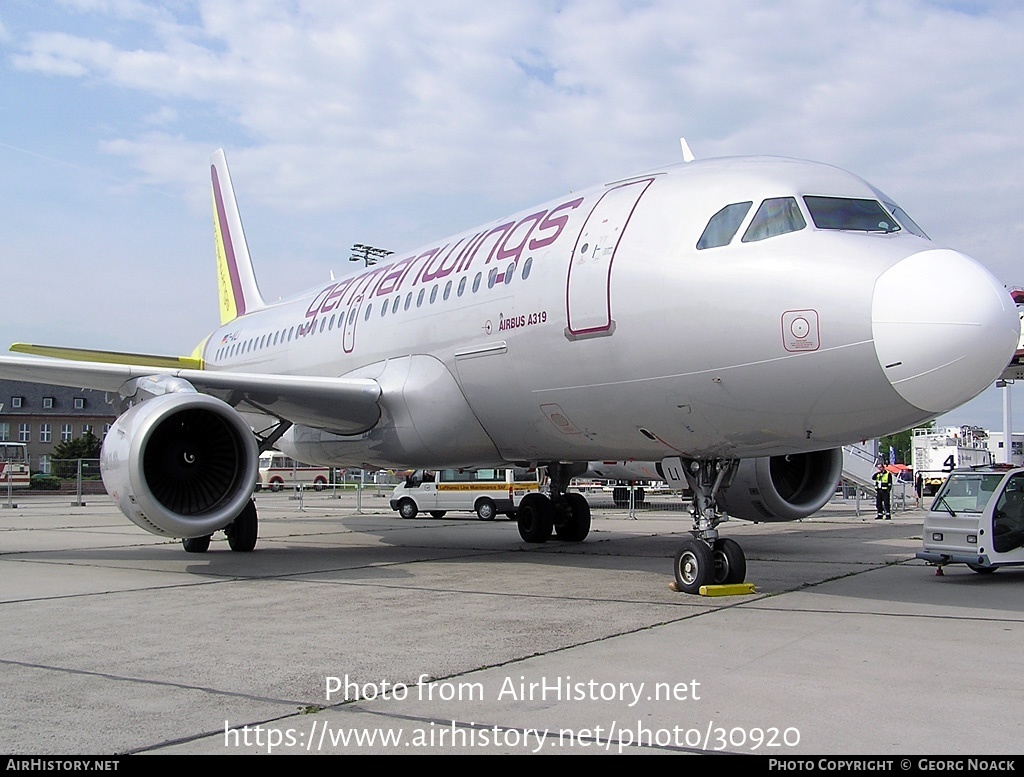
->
[872,249,1019,414]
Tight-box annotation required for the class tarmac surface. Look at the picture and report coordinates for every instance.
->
[1,488,1021,755]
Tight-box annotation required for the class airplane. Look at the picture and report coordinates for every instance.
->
[1,147,1019,593]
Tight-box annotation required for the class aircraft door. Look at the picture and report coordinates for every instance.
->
[343,294,363,353]
[565,178,653,339]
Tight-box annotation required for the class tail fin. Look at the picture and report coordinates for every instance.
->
[211,149,266,325]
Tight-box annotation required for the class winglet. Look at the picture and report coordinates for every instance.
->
[211,149,266,325]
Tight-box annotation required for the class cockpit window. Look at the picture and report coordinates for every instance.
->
[741,197,806,243]
[697,202,752,250]
[882,201,929,239]
[804,196,900,233]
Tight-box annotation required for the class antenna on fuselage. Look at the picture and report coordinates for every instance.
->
[679,137,695,163]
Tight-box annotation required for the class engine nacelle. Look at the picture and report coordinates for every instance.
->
[101,393,258,538]
[718,449,843,522]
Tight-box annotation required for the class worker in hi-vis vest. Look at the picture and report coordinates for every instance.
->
[873,464,893,520]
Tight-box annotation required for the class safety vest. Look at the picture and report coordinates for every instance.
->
[874,471,892,491]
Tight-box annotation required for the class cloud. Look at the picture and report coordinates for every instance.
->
[3,0,1024,359]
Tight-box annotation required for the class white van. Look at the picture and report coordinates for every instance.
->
[389,468,538,520]
[917,465,1024,573]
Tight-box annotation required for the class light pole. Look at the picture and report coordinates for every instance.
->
[349,244,393,267]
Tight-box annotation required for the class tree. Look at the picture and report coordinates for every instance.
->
[53,431,101,461]
[880,420,935,465]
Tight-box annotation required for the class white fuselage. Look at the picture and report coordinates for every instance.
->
[201,156,1019,469]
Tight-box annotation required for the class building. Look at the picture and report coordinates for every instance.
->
[0,379,116,474]
[985,432,1024,467]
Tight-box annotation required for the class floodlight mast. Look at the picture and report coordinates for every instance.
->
[349,243,393,267]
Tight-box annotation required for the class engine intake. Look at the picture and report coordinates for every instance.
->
[718,449,843,522]
[102,393,258,538]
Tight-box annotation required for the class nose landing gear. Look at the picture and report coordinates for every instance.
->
[669,458,748,594]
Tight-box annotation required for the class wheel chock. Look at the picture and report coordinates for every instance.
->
[698,582,757,597]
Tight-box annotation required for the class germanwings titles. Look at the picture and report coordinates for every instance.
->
[2,147,1018,592]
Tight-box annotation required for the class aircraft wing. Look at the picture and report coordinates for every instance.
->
[0,353,381,435]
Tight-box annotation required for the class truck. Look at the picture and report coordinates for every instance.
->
[911,425,993,497]
[917,464,1024,574]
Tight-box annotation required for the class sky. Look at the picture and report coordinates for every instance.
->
[1,0,1022,432]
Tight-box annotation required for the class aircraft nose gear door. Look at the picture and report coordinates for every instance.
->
[565,178,653,340]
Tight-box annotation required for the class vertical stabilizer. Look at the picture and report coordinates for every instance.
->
[211,149,266,324]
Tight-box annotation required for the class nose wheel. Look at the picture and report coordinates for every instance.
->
[674,539,713,594]
[673,537,747,593]
[711,537,746,584]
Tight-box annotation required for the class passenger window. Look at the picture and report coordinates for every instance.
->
[742,198,806,242]
[697,202,752,249]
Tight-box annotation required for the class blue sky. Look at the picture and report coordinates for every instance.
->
[1,0,1023,431]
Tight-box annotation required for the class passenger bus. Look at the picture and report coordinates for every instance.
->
[0,442,31,489]
[389,467,539,520]
[256,451,330,491]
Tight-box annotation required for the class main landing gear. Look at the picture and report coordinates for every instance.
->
[517,462,591,544]
[671,459,747,594]
[181,498,259,553]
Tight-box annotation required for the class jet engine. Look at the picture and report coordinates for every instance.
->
[718,449,843,522]
[101,392,258,538]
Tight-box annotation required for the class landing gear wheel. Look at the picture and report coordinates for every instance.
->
[429,510,447,518]
[673,539,713,594]
[554,493,591,542]
[475,498,497,521]
[226,500,258,552]
[612,487,628,508]
[398,499,418,520]
[517,493,554,543]
[968,564,998,574]
[182,535,211,553]
[712,538,746,584]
